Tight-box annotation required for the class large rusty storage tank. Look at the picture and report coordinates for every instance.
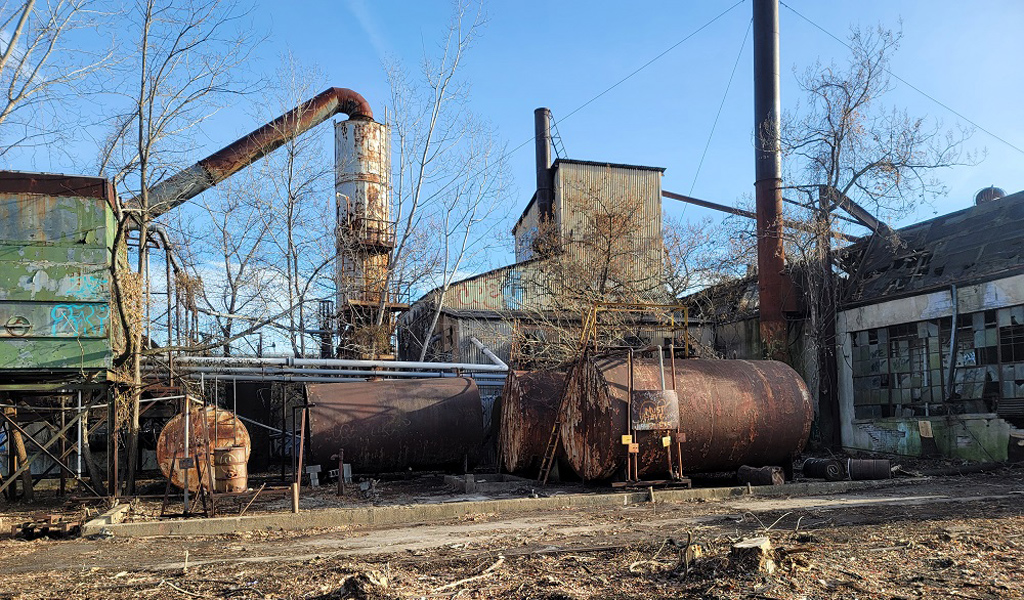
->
[501,357,813,481]
[498,370,566,473]
[561,357,813,480]
[306,377,484,471]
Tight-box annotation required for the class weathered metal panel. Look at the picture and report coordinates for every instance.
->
[306,377,483,471]
[553,161,664,294]
[0,175,115,373]
[558,357,813,480]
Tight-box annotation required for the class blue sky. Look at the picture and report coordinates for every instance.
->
[11,1,1024,271]
[253,0,1024,246]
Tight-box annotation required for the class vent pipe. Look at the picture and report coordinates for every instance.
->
[534,107,553,219]
[139,87,374,217]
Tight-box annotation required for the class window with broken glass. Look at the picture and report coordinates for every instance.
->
[852,306,1024,421]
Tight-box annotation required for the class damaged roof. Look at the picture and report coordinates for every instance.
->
[843,190,1024,307]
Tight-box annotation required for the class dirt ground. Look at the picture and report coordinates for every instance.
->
[1,468,1023,599]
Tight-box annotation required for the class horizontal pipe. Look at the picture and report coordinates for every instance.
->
[167,355,507,372]
[156,365,507,380]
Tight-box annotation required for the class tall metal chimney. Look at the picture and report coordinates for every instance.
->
[534,107,553,219]
[753,0,788,359]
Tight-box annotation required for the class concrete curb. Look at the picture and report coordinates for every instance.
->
[83,477,915,539]
[81,503,130,536]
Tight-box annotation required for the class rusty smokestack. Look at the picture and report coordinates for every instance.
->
[141,87,374,217]
[534,107,553,219]
[753,0,788,359]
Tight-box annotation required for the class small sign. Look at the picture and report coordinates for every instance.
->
[178,457,195,469]
[631,390,680,431]
[627,443,639,454]
[662,436,672,447]
[918,420,934,438]
[621,435,633,445]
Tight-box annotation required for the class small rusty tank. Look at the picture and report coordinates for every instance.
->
[306,377,483,472]
[213,446,248,492]
[558,357,813,480]
[498,369,567,473]
[156,405,250,492]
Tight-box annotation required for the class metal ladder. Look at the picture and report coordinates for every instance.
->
[536,308,599,485]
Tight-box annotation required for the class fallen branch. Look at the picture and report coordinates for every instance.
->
[432,556,505,592]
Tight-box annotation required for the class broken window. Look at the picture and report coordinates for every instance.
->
[852,304,1024,420]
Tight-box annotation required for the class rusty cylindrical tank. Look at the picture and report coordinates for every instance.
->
[157,406,251,492]
[498,370,566,473]
[306,378,483,472]
[213,446,248,493]
[560,357,813,480]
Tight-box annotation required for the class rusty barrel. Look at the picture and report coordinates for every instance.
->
[306,378,483,472]
[498,370,567,474]
[847,458,891,480]
[803,457,845,481]
[213,446,248,493]
[156,406,251,492]
[560,357,814,480]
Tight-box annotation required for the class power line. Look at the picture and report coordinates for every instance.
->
[780,0,1024,158]
[690,17,752,196]
[424,0,748,206]
[558,0,747,124]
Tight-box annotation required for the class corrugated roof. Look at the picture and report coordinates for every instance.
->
[843,190,1024,307]
[552,158,666,173]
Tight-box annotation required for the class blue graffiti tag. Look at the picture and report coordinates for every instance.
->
[50,304,108,336]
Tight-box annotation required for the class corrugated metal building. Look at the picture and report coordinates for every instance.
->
[400,159,669,365]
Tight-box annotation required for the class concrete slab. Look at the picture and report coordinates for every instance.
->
[90,477,917,538]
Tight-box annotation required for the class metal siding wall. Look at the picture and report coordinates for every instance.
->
[554,162,663,294]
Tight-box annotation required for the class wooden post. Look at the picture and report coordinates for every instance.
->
[337,449,345,496]
[5,407,33,501]
[290,482,300,513]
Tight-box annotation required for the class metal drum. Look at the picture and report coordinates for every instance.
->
[847,458,892,480]
[213,446,248,493]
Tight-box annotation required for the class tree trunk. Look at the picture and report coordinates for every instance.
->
[5,408,33,501]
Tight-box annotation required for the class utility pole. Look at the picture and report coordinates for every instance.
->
[753,0,790,360]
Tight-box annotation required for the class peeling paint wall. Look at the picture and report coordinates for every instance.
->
[838,273,1024,459]
[0,185,116,372]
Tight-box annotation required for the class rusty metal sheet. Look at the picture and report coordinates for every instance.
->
[630,390,679,431]
[498,370,565,474]
[306,377,483,472]
[156,407,251,492]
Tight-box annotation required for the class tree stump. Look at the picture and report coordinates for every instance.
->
[730,536,776,575]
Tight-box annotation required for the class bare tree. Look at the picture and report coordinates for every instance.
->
[97,0,257,491]
[251,56,334,357]
[777,25,974,446]
[359,0,509,360]
[0,0,111,157]
[174,178,273,356]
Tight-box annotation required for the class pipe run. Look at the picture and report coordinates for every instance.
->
[163,365,507,380]
[176,374,507,385]
[140,87,374,217]
[168,355,508,372]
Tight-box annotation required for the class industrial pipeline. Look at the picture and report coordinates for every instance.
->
[500,357,813,481]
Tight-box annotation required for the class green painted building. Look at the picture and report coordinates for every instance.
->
[0,172,122,386]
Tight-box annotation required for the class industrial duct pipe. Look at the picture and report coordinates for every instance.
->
[139,87,374,217]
